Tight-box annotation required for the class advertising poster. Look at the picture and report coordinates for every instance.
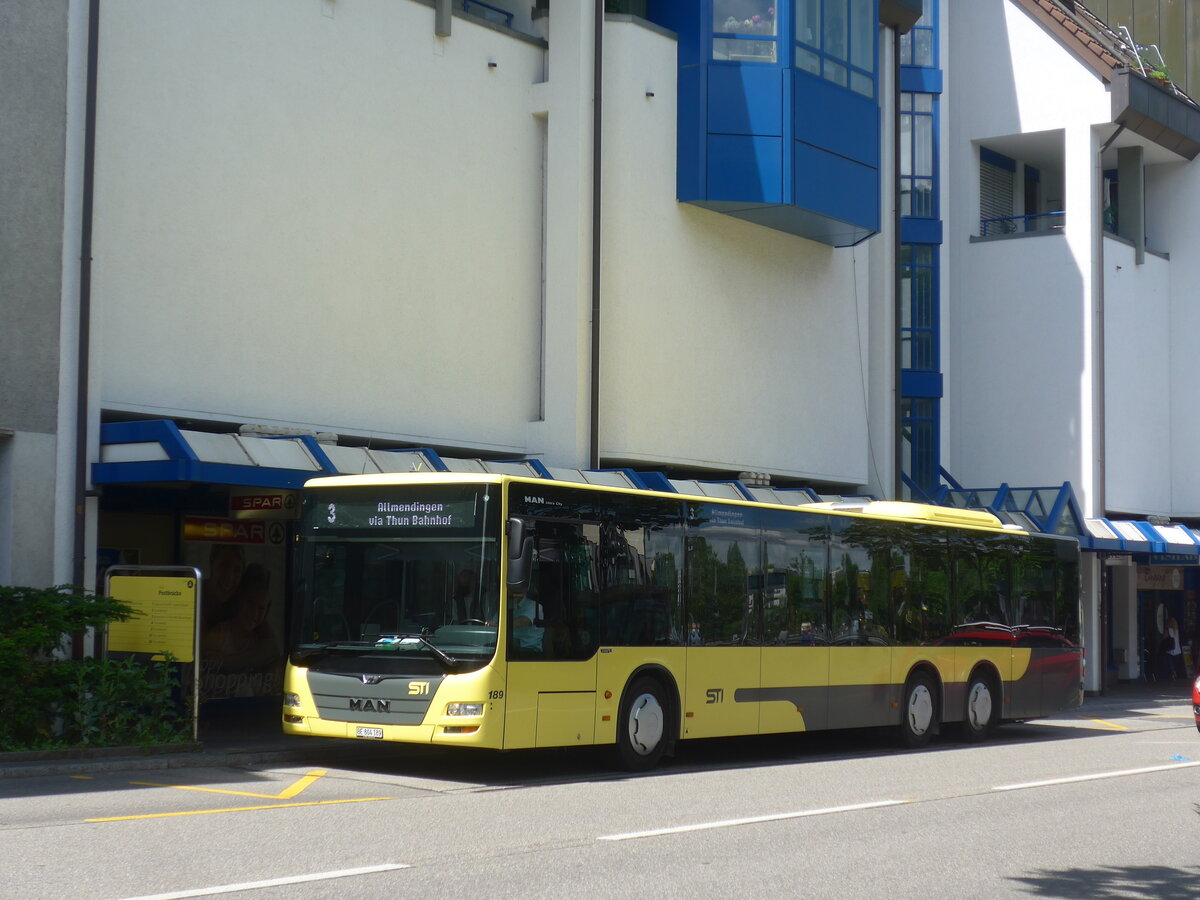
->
[182,515,288,701]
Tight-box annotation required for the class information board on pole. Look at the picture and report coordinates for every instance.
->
[107,575,198,661]
[105,566,202,739]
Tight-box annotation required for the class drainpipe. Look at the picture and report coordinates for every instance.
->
[72,0,100,657]
[589,0,603,469]
[892,28,903,500]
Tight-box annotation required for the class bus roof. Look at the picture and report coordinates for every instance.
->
[302,472,1016,533]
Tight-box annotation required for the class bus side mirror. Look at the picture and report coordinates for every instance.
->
[507,517,533,594]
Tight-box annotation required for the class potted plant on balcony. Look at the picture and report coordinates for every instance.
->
[1141,57,1173,90]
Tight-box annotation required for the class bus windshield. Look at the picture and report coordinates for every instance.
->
[290,483,501,673]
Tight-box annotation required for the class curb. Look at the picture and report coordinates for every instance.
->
[0,738,393,781]
[0,741,201,765]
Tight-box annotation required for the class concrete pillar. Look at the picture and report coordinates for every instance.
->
[1116,145,1144,264]
[526,3,595,468]
[1109,558,1139,680]
[1081,554,1102,693]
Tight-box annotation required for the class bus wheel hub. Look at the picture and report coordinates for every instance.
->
[628,692,664,755]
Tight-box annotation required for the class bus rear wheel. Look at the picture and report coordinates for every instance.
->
[898,672,938,749]
[961,671,999,742]
[615,676,669,771]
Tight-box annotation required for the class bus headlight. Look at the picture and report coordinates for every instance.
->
[284,693,302,708]
[445,702,484,717]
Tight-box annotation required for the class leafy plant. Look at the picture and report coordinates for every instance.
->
[60,655,188,746]
[1140,56,1171,83]
[0,585,188,750]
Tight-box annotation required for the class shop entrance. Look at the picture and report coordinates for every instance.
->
[1136,565,1197,682]
[98,483,295,738]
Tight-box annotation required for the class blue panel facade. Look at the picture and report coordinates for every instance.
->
[793,142,877,226]
[791,71,879,167]
[709,134,783,202]
[651,0,881,248]
[707,65,784,135]
[676,64,705,201]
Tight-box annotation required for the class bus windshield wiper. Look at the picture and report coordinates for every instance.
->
[295,640,373,653]
[379,634,461,670]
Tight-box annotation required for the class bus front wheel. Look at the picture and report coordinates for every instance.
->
[615,676,669,771]
[898,672,938,749]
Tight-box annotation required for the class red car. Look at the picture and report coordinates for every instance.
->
[1193,672,1200,734]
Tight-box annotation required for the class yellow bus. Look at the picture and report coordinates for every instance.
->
[282,473,1083,769]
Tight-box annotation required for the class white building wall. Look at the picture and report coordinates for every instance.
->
[1103,237,1172,515]
[91,3,876,484]
[947,0,1111,512]
[93,0,546,455]
[599,22,871,483]
[1157,159,1200,516]
[950,233,1088,488]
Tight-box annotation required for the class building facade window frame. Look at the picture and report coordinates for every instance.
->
[794,0,878,97]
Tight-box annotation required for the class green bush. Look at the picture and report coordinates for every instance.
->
[0,584,190,750]
[60,655,188,747]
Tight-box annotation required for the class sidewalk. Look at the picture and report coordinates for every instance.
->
[1071,677,1195,715]
[0,700,395,781]
[0,680,1193,781]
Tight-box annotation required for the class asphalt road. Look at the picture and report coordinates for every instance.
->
[2,695,1198,900]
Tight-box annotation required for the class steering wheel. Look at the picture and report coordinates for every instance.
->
[457,618,487,625]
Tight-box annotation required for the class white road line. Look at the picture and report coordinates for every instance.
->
[597,800,908,842]
[993,760,1200,792]
[118,864,411,899]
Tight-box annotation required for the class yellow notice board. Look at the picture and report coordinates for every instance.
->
[107,575,198,662]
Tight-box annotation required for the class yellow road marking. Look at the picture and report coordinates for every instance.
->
[87,796,389,822]
[276,769,327,799]
[130,769,327,800]
[1086,718,1129,731]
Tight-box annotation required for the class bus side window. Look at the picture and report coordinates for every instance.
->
[602,497,684,647]
[762,523,829,645]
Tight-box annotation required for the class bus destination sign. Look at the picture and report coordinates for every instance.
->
[317,497,479,530]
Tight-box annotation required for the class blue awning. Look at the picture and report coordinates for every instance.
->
[94,420,451,489]
[1125,520,1200,557]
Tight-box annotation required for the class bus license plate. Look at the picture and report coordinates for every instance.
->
[355,726,384,739]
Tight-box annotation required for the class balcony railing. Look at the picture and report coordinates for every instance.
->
[462,0,514,28]
[980,210,1065,237]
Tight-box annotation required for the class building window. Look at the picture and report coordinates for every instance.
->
[1102,169,1118,234]
[900,244,937,372]
[713,0,778,63]
[795,0,876,97]
[899,0,935,67]
[979,148,1015,234]
[901,397,938,500]
[900,92,936,217]
[978,144,1064,236]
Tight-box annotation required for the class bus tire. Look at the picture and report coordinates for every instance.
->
[961,670,999,742]
[615,676,669,771]
[898,671,938,749]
